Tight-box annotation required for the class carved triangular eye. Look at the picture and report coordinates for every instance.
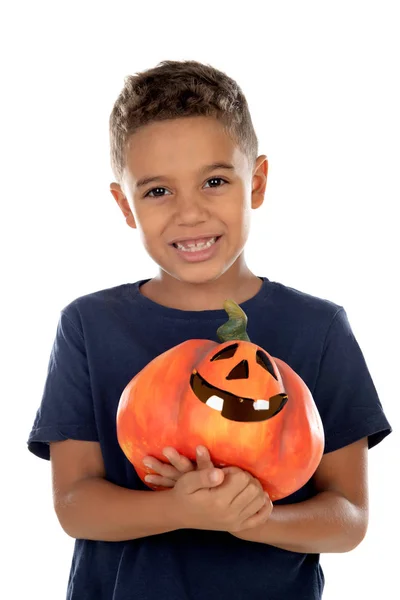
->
[211,343,239,361]
[256,350,278,380]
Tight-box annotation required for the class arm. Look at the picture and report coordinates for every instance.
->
[232,437,369,553]
[50,439,270,542]
[50,439,181,541]
[146,442,368,553]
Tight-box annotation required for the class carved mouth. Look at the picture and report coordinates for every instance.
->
[190,371,288,423]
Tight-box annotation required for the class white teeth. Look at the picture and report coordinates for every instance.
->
[253,400,270,411]
[176,237,216,252]
[206,395,224,411]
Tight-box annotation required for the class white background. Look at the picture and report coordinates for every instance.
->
[2,1,399,598]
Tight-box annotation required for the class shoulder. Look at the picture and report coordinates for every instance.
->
[59,281,142,326]
[270,278,342,313]
[263,277,344,333]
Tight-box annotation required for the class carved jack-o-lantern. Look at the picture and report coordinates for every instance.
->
[117,300,324,501]
[191,340,288,423]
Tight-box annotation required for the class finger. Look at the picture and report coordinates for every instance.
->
[237,490,267,522]
[162,447,194,473]
[230,479,262,513]
[218,470,253,503]
[143,456,181,480]
[178,467,224,494]
[144,474,177,488]
[221,466,242,476]
[239,496,273,530]
[195,446,214,470]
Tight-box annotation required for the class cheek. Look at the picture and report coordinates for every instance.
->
[242,209,251,238]
[220,196,250,232]
[232,206,251,242]
[134,205,166,243]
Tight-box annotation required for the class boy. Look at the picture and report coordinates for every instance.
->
[27,60,392,599]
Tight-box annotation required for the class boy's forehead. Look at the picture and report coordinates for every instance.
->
[124,116,248,184]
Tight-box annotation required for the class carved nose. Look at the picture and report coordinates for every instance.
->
[226,360,249,380]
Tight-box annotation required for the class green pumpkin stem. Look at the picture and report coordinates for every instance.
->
[216,300,251,343]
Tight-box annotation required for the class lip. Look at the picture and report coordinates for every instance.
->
[169,233,222,245]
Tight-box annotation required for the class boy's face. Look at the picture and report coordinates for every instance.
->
[110,116,267,285]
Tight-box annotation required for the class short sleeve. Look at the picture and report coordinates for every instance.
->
[27,307,99,460]
[314,307,392,454]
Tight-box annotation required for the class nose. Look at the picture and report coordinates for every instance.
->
[174,193,209,226]
[226,360,249,380]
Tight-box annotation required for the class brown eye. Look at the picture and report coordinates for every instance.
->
[145,187,171,198]
[211,343,239,361]
[256,350,278,380]
[204,177,228,189]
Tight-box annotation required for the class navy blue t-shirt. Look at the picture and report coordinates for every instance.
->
[27,277,392,600]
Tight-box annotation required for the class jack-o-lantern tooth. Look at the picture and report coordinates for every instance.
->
[253,399,270,411]
[206,395,224,411]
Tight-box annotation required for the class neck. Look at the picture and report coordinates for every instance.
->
[140,259,263,311]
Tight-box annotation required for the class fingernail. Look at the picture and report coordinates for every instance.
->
[145,475,154,483]
[143,459,152,468]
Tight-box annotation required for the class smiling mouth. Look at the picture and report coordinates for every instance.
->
[190,371,288,423]
[171,235,222,251]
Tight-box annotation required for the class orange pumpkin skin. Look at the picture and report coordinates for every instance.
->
[117,338,324,501]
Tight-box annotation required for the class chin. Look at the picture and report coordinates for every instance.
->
[163,261,233,286]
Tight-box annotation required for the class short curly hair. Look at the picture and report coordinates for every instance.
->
[109,60,258,183]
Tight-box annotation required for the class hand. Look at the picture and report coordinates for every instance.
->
[170,465,272,533]
[143,445,213,487]
[143,447,273,532]
[219,466,273,534]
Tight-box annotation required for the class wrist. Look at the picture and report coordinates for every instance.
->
[158,489,187,530]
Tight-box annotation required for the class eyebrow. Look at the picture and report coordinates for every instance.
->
[135,162,235,188]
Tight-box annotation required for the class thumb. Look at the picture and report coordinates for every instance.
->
[180,467,224,494]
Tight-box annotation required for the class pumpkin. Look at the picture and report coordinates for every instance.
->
[117,300,324,501]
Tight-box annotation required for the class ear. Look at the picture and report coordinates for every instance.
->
[251,155,268,210]
[110,182,137,229]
